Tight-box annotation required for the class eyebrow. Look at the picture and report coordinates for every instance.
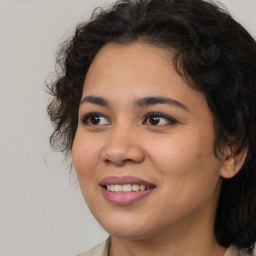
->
[134,96,189,111]
[80,96,110,106]
[80,95,189,111]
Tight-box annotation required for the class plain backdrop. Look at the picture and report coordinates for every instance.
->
[0,0,255,255]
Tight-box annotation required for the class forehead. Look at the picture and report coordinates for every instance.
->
[82,42,207,112]
[91,41,174,67]
[84,42,175,92]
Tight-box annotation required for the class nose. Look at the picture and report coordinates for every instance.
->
[100,125,145,166]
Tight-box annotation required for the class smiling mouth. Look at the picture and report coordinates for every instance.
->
[100,176,156,204]
[104,184,153,192]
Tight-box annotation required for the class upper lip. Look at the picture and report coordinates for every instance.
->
[99,176,155,187]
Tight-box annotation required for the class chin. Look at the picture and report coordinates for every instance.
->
[96,212,152,239]
[104,225,151,240]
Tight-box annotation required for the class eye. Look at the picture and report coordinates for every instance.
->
[81,113,110,126]
[143,112,176,126]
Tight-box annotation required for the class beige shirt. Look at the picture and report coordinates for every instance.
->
[77,237,251,256]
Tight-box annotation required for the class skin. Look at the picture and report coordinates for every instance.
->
[72,42,243,256]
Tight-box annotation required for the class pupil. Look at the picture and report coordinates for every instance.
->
[150,116,160,125]
[90,115,101,125]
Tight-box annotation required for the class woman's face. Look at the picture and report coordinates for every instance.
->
[72,42,225,240]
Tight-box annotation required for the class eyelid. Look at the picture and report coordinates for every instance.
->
[80,112,111,125]
[143,112,177,125]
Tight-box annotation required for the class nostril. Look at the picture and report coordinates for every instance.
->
[101,142,145,165]
[104,158,133,166]
[104,159,111,164]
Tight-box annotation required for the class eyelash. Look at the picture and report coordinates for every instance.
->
[80,112,177,126]
[143,112,177,126]
[81,112,110,126]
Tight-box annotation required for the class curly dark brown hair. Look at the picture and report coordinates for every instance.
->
[47,0,256,250]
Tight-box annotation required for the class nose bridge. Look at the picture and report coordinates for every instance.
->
[101,121,144,165]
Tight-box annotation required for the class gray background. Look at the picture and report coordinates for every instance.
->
[0,0,255,255]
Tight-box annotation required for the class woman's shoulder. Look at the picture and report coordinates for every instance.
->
[77,237,111,256]
[225,245,254,256]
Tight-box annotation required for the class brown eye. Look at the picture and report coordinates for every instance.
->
[143,113,176,126]
[89,115,102,125]
[82,113,110,125]
[148,116,161,125]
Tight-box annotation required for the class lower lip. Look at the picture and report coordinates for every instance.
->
[101,187,154,205]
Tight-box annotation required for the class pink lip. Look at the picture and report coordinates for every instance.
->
[99,176,155,205]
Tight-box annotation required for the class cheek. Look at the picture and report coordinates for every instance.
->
[72,135,102,206]
[72,132,99,179]
[150,129,201,166]
[149,127,221,187]
[148,130,222,219]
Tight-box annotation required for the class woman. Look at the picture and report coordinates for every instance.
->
[47,0,256,255]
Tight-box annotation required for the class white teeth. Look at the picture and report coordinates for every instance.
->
[106,184,151,192]
[140,185,145,191]
[132,184,140,191]
[123,184,132,192]
[114,185,123,192]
